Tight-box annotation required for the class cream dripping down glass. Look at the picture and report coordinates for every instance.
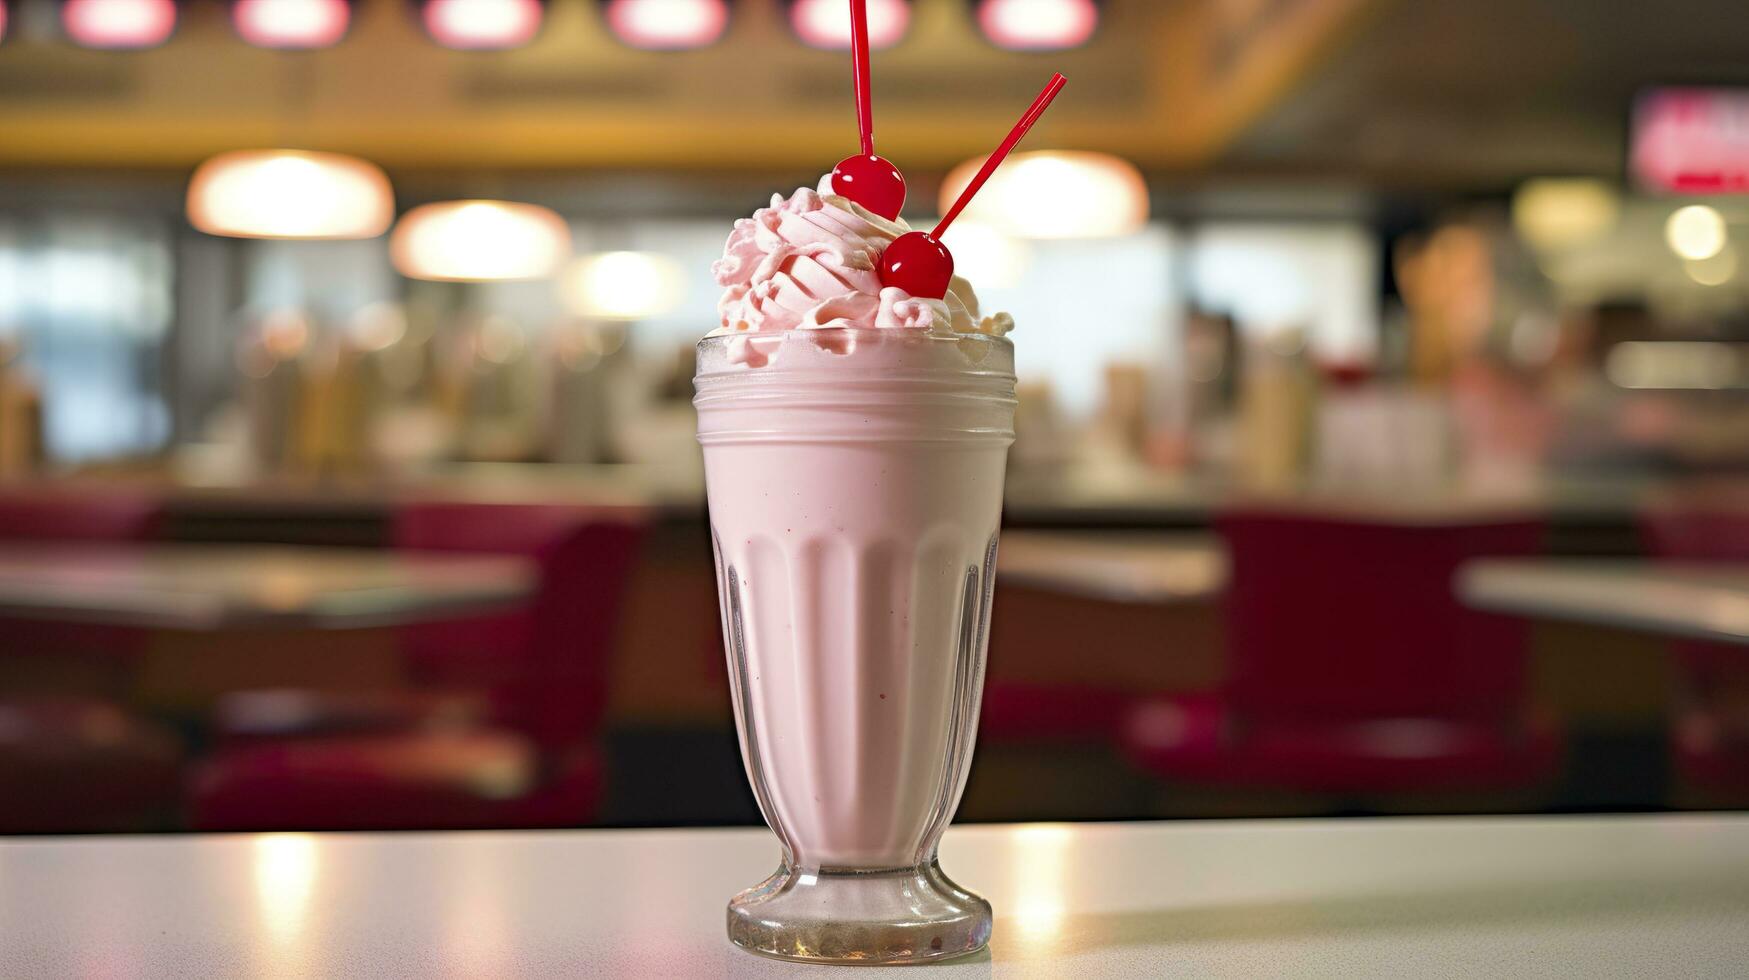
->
[696,176,1016,964]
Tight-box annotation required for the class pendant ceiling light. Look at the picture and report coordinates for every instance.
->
[559,251,684,320]
[187,150,394,240]
[390,201,571,282]
[232,0,352,49]
[975,0,1099,51]
[61,0,179,49]
[939,151,1147,238]
[788,0,907,49]
[602,0,729,50]
[422,0,545,50]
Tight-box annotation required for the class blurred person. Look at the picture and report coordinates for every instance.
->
[1093,362,1151,459]
[1152,306,1240,472]
[605,336,703,484]
[1545,303,1749,474]
[237,309,313,475]
[1396,215,1562,491]
[437,314,545,463]
[1235,327,1316,491]
[543,323,617,465]
[0,337,43,477]
[354,303,454,474]
[1009,380,1068,471]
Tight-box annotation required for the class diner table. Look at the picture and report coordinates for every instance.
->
[1,815,1745,977]
[0,544,536,631]
[996,531,1227,604]
[1459,559,1749,646]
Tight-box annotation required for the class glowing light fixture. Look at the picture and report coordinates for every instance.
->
[1510,178,1620,253]
[62,0,179,49]
[1606,341,1740,390]
[940,151,1147,239]
[1686,245,1738,287]
[939,221,1030,289]
[391,201,571,282]
[560,251,683,320]
[188,150,394,240]
[603,0,728,50]
[789,0,907,49]
[423,0,544,50]
[976,0,1098,51]
[1664,204,1727,261]
[349,302,408,351]
[232,0,351,49]
[1,2,10,45]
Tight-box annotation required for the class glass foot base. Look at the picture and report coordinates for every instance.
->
[726,860,992,965]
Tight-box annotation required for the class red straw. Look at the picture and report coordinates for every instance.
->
[850,0,874,157]
[933,72,1068,238]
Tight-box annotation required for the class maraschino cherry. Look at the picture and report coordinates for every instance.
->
[879,72,1067,300]
[829,0,906,220]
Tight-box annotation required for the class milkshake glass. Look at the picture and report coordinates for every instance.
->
[696,327,1016,964]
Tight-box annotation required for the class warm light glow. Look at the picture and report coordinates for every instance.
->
[238,308,313,377]
[1686,245,1738,286]
[977,0,1098,50]
[604,0,727,50]
[424,0,543,50]
[1606,341,1740,390]
[233,0,351,49]
[253,834,319,948]
[1009,824,1072,950]
[260,308,312,359]
[474,315,526,365]
[940,221,1030,289]
[187,150,394,240]
[391,201,571,282]
[1510,178,1619,252]
[349,302,407,351]
[790,0,908,49]
[62,0,178,49]
[1,3,10,45]
[942,151,1148,239]
[1633,88,1749,194]
[1665,204,1728,261]
[560,251,683,319]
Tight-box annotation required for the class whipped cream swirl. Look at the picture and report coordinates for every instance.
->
[711,175,1013,366]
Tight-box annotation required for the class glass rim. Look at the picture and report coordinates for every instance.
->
[696,327,1014,353]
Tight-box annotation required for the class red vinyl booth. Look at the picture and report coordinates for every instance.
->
[1122,509,1562,796]
[1642,486,1749,796]
[190,501,646,831]
[0,486,164,663]
[0,488,182,832]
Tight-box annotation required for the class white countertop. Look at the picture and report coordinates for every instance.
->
[1459,559,1749,645]
[3,816,1747,978]
[0,545,535,630]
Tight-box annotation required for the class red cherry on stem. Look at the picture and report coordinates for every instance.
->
[829,0,906,220]
[878,72,1068,299]
[878,230,955,301]
[832,154,907,221]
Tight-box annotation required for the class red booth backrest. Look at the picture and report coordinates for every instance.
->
[393,502,647,750]
[1217,510,1546,724]
[1643,488,1749,563]
[0,490,161,542]
[1642,484,1749,673]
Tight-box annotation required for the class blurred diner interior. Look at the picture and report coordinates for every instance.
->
[1,0,1747,836]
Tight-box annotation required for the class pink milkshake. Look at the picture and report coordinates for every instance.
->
[697,180,1016,963]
